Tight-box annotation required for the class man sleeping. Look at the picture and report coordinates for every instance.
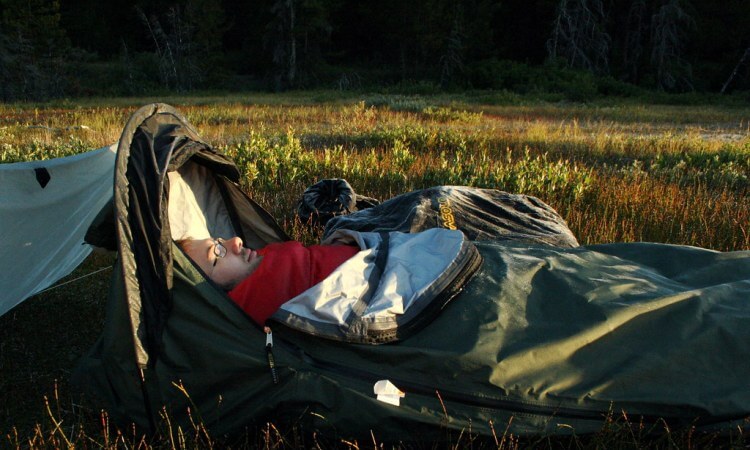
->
[177,236,359,325]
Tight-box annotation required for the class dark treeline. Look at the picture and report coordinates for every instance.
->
[1,0,750,100]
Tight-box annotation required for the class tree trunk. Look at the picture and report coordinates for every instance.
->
[287,0,296,86]
[720,47,750,94]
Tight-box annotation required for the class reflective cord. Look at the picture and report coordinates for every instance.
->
[34,265,113,296]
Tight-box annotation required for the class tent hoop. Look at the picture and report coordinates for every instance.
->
[34,265,113,296]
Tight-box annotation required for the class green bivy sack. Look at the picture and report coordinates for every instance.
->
[74,104,750,440]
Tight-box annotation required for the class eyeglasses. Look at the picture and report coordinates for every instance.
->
[211,238,227,267]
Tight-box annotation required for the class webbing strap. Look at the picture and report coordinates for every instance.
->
[344,231,389,328]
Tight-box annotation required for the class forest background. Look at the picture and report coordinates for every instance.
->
[2,0,750,101]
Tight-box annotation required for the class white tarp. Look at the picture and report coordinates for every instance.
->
[0,144,116,316]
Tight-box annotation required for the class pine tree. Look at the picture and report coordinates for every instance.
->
[650,0,694,91]
[185,0,226,82]
[621,0,647,83]
[440,5,465,88]
[265,0,332,90]
[267,0,297,90]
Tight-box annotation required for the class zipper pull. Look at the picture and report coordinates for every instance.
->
[264,326,279,385]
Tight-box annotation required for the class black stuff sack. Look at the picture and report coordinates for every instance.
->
[296,178,379,226]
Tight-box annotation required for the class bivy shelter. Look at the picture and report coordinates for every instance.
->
[64,103,750,440]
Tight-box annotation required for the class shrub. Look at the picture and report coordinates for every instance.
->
[468,59,605,102]
[595,76,644,97]
[467,59,535,91]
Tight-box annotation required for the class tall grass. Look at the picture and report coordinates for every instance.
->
[1,92,749,448]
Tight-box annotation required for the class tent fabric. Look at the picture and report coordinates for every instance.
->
[0,144,116,316]
[269,241,750,438]
[74,103,290,429]
[73,103,750,439]
[109,103,288,369]
[76,238,750,439]
[167,164,235,241]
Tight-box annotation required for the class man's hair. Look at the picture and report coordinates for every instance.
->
[175,237,195,254]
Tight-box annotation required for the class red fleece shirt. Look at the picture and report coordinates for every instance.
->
[229,241,359,325]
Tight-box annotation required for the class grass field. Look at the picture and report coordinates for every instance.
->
[1,91,749,448]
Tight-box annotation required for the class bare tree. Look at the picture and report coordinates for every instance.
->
[721,47,750,94]
[547,0,610,74]
[138,8,178,90]
[650,0,694,91]
[137,6,204,91]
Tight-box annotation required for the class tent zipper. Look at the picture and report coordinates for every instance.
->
[264,326,279,384]
[297,351,734,427]
[270,330,670,426]
[305,353,611,423]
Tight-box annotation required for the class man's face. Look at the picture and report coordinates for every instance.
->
[185,237,263,290]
